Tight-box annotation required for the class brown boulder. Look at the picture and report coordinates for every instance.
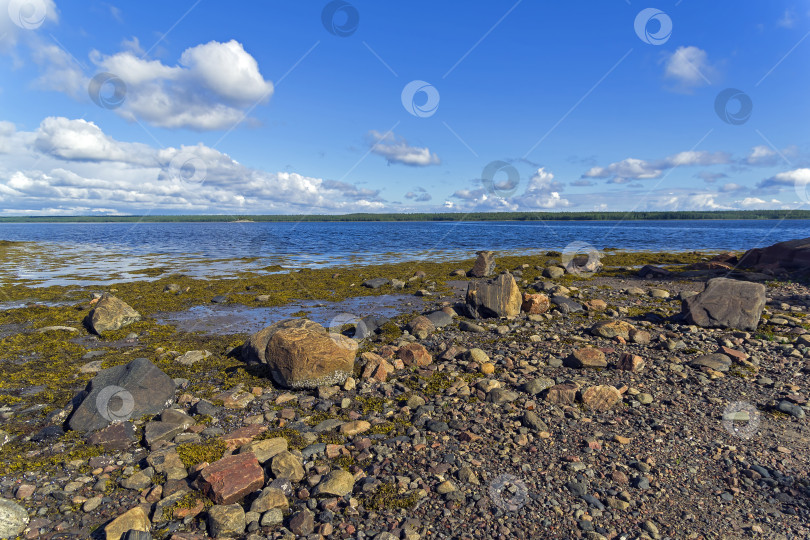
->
[397,343,432,367]
[521,293,550,314]
[544,383,579,405]
[407,315,435,339]
[85,294,140,334]
[466,273,521,319]
[616,353,645,372]
[241,319,356,388]
[591,320,636,340]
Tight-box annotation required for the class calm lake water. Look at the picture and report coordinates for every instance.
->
[0,220,807,286]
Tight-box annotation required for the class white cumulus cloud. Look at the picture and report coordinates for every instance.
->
[368,131,440,166]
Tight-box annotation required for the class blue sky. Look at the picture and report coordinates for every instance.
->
[0,0,808,215]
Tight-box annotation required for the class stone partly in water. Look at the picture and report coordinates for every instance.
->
[84,293,141,334]
[681,277,766,331]
[0,498,28,539]
[242,318,357,389]
[465,273,521,319]
[469,250,496,278]
[67,357,176,433]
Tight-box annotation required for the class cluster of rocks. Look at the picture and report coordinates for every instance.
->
[1,240,810,539]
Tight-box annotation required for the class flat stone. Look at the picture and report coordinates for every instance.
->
[199,453,264,504]
[340,420,371,436]
[223,424,268,451]
[522,411,548,432]
[362,278,390,289]
[616,353,645,372]
[591,320,636,340]
[545,383,579,405]
[86,422,137,451]
[176,350,211,366]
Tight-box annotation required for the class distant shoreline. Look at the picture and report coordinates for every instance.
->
[1,210,809,223]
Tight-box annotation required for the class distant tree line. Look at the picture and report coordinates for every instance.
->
[1,210,809,223]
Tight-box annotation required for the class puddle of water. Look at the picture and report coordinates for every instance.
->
[155,294,425,335]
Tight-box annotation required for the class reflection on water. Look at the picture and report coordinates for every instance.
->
[155,294,424,335]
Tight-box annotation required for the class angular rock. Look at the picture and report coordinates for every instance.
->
[564,348,607,369]
[397,343,432,368]
[68,357,176,433]
[469,250,496,278]
[581,385,623,411]
[465,273,521,319]
[85,293,141,334]
[313,469,355,497]
[0,498,28,539]
[522,411,548,432]
[522,377,555,395]
[521,293,550,314]
[681,277,766,331]
[223,424,267,452]
[199,453,264,505]
[104,506,150,540]
[241,319,356,389]
[147,448,188,481]
[361,352,395,382]
[591,320,636,340]
[207,504,245,538]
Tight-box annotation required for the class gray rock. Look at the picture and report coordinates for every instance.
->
[459,320,486,332]
[681,277,766,330]
[690,353,732,372]
[543,266,565,279]
[67,357,176,433]
[486,388,519,404]
[551,295,583,313]
[522,411,548,431]
[425,310,454,327]
[0,498,28,539]
[122,531,153,540]
[778,400,806,419]
[211,295,228,303]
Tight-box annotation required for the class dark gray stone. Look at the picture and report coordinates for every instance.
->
[362,278,390,289]
[551,295,583,313]
[425,311,453,327]
[67,358,176,433]
[681,277,766,330]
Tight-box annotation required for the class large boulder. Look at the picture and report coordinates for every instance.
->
[469,250,496,278]
[85,294,140,334]
[242,319,356,388]
[739,237,810,277]
[680,277,766,331]
[465,273,521,319]
[67,357,176,432]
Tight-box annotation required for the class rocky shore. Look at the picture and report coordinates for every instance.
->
[0,240,808,539]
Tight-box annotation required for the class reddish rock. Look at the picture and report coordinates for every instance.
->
[397,343,432,367]
[223,424,268,452]
[585,299,608,312]
[719,346,748,361]
[86,422,137,451]
[616,353,645,372]
[198,452,264,505]
[360,352,395,382]
[521,293,551,314]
